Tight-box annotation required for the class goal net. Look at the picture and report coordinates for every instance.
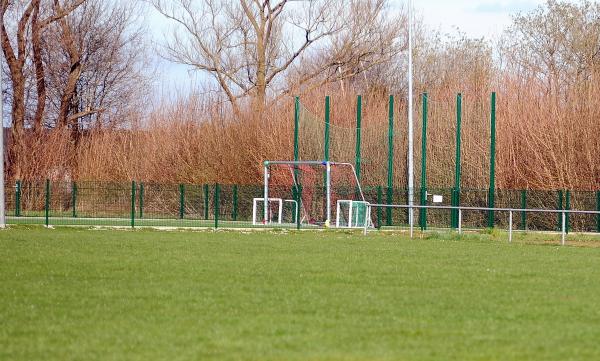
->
[262,160,371,227]
[336,200,371,228]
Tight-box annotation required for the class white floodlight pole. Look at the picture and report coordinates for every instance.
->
[0,49,5,228]
[263,162,269,224]
[325,161,331,226]
[407,0,415,231]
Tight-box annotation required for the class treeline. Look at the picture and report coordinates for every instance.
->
[1,0,599,190]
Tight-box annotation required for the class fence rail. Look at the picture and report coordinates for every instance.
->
[365,203,600,245]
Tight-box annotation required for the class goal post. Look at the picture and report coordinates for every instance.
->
[262,160,369,227]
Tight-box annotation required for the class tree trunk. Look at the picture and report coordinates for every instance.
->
[31,0,46,132]
[56,10,82,130]
[254,24,267,117]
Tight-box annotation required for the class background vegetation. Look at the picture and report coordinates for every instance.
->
[1,0,599,190]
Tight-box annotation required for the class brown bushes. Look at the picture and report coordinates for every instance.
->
[9,78,600,192]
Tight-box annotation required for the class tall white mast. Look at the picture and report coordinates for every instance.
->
[0,45,5,228]
[407,0,414,230]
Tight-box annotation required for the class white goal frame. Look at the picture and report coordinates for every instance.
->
[262,160,366,227]
[336,200,372,228]
[252,197,298,225]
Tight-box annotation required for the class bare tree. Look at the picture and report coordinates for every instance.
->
[151,0,403,115]
[286,0,405,97]
[501,0,600,101]
[1,0,149,179]
[1,0,85,178]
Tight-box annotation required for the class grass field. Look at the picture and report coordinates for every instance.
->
[2,227,600,360]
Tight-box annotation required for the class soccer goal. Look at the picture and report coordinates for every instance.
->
[261,160,372,228]
[336,200,371,228]
[252,198,299,225]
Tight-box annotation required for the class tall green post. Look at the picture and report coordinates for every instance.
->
[488,92,497,228]
[71,182,77,218]
[294,96,300,163]
[386,95,394,226]
[203,184,209,220]
[452,93,462,229]
[557,190,563,231]
[596,191,600,233]
[419,93,428,230]
[521,190,527,231]
[293,96,300,188]
[45,179,50,227]
[355,95,362,181]
[179,184,185,219]
[214,183,220,229]
[232,185,238,221]
[131,181,136,228]
[324,96,331,222]
[15,180,21,217]
[324,96,331,162]
[139,183,144,218]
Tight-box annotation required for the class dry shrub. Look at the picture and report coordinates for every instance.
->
[10,127,75,181]
[11,76,600,192]
[498,72,600,190]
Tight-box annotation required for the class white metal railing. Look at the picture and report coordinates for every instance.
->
[364,203,600,246]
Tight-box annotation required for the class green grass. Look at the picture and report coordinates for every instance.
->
[2,227,600,360]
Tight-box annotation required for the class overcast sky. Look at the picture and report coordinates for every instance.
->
[151,0,548,93]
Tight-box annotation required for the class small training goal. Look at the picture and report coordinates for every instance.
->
[255,160,372,228]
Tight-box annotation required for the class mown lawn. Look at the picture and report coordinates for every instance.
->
[1,226,600,360]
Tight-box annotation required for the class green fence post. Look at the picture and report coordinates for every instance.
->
[565,190,571,234]
[131,181,136,228]
[521,190,527,231]
[355,95,362,182]
[204,184,209,220]
[232,185,238,221]
[296,185,302,230]
[450,189,456,228]
[386,95,394,226]
[15,180,21,217]
[377,186,383,229]
[557,190,563,231]
[214,183,220,229]
[453,93,462,229]
[71,182,77,218]
[291,185,298,223]
[45,179,50,227]
[386,187,394,226]
[488,92,497,228]
[179,184,185,219]
[596,190,600,233]
[139,183,144,218]
[419,93,428,230]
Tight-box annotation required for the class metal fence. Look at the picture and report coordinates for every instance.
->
[4,180,600,233]
[365,203,600,245]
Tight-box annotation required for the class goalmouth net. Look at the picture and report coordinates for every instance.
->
[262,160,372,228]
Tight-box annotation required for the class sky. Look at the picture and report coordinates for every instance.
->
[410,0,544,39]
[150,0,548,92]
